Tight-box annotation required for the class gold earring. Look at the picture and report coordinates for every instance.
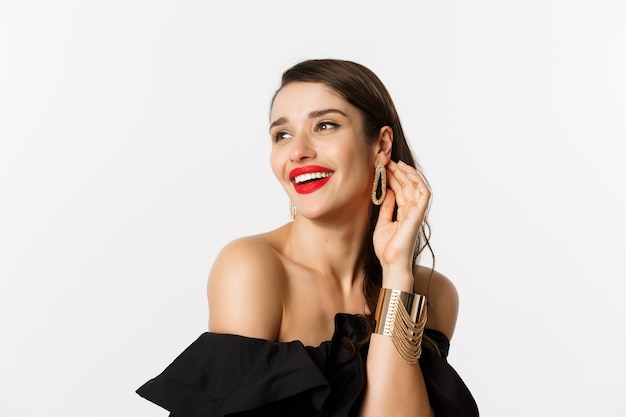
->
[371,162,386,205]
[290,200,297,221]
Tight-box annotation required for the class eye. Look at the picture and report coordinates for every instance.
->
[316,121,339,131]
[272,131,293,143]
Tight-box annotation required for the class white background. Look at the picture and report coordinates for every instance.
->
[1,1,625,416]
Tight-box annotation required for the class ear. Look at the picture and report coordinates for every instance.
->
[374,126,393,165]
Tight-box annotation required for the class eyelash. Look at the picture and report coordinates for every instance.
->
[272,131,292,142]
[316,121,339,131]
[271,121,340,143]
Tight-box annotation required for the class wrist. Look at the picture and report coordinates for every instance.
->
[381,264,414,293]
[373,287,428,365]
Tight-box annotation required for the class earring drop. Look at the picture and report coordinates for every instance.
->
[290,200,297,221]
[371,162,386,205]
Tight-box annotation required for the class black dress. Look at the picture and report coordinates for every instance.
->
[136,314,479,417]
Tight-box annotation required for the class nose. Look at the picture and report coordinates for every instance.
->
[289,132,316,162]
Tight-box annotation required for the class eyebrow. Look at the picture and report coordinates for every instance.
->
[269,108,348,132]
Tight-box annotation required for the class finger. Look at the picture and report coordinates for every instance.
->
[389,162,432,226]
[388,162,419,204]
[387,161,413,191]
[376,188,396,226]
[386,173,419,224]
[396,161,431,204]
[405,170,432,201]
[385,169,408,207]
[397,161,428,189]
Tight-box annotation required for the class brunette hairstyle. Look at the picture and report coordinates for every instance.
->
[273,59,434,324]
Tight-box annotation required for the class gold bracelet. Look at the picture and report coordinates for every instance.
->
[374,288,427,364]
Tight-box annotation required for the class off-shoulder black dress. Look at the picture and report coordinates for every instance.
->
[137,314,478,417]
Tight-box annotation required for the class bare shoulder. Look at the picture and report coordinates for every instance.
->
[412,265,459,340]
[207,235,286,341]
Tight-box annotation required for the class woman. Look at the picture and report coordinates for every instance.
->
[137,59,479,417]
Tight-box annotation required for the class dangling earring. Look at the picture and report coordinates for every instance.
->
[290,200,297,221]
[371,162,386,205]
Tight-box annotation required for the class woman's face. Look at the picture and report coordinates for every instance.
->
[269,82,379,220]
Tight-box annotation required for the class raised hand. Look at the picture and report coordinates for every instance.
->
[373,160,431,288]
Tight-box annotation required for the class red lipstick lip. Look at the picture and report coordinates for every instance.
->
[289,165,334,195]
[289,165,333,181]
[293,176,332,194]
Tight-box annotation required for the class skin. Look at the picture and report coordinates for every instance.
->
[208,82,459,416]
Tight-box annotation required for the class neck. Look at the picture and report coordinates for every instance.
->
[285,208,371,292]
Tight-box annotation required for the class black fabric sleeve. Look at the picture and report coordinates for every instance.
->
[136,314,367,417]
[137,315,478,417]
[420,329,480,417]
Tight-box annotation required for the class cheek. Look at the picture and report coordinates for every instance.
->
[337,143,374,174]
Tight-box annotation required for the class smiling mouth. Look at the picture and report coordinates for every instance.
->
[293,172,333,184]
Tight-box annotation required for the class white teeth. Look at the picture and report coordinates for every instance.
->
[294,172,332,184]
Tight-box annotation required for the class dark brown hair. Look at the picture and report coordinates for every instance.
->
[273,59,434,325]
